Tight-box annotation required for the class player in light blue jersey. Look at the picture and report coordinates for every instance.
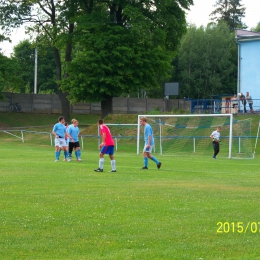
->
[61,122,69,161]
[140,116,161,170]
[52,116,73,162]
[68,118,82,161]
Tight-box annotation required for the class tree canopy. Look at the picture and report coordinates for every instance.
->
[60,0,193,117]
[0,0,82,119]
[12,40,57,94]
[0,53,23,98]
[172,22,237,99]
[0,0,193,118]
[210,0,246,31]
[251,22,260,32]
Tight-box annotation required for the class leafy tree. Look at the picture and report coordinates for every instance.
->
[60,0,193,117]
[61,24,173,118]
[33,41,57,94]
[251,22,260,32]
[0,0,193,118]
[12,40,34,93]
[210,0,246,31]
[0,53,23,98]
[174,22,236,99]
[12,39,57,94]
[0,0,82,120]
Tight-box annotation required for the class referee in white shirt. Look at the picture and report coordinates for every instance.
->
[210,126,221,159]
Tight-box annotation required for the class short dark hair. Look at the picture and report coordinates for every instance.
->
[58,116,65,122]
[98,119,104,125]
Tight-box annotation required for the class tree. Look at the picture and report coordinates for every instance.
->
[31,40,57,94]
[0,0,82,120]
[12,40,34,93]
[251,22,260,32]
[174,22,236,99]
[12,39,57,94]
[0,0,193,118]
[61,25,173,118]
[210,0,246,31]
[0,53,23,98]
[60,0,193,118]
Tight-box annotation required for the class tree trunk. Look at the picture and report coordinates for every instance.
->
[53,46,71,122]
[101,96,113,119]
[58,88,71,121]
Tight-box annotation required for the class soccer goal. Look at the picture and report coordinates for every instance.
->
[137,114,253,159]
[97,123,138,153]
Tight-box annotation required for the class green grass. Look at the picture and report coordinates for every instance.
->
[1,112,260,259]
[1,140,260,259]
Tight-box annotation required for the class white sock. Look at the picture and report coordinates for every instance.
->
[111,160,116,170]
[99,158,104,169]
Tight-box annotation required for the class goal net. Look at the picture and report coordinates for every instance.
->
[137,114,253,159]
[97,124,138,153]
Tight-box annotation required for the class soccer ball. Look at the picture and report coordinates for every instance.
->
[237,93,241,97]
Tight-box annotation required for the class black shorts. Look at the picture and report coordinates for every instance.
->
[69,141,80,150]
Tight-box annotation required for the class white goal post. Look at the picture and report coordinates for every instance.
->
[137,114,235,158]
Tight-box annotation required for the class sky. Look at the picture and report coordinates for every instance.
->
[186,0,260,29]
[1,0,260,57]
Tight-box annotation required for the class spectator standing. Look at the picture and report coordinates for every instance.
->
[240,93,247,113]
[231,94,238,114]
[245,92,253,113]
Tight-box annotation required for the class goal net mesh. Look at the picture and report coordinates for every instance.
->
[137,115,253,159]
[100,124,138,153]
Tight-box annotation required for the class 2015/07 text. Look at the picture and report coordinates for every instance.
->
[217,222,260,234]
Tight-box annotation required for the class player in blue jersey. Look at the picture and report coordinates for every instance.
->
[68,118,82,161]
[139,116,161,170]
[52,116,73,162]
[60,122,69,161]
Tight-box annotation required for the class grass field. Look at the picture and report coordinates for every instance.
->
[1,141,260,259]
[1,112,260,259]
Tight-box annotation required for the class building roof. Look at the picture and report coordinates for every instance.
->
[235,29,260,42]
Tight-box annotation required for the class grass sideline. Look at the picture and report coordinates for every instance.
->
[1,142,260,259]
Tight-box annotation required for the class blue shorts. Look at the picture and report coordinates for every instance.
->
[100,145,114,155]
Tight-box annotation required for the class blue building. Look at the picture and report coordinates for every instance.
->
[235,30,260,111]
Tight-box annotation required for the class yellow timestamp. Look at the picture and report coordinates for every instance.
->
[217,222,260,234]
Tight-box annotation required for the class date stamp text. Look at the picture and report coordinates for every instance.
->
[217,222,260,234]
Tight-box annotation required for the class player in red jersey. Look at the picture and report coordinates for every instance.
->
[94,119,116,172]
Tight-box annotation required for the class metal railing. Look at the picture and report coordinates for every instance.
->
[191,99,259,114]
